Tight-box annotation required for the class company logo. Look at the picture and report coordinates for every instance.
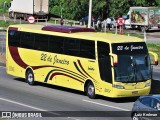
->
[1,112,42,119]
[53,55,69,65]
[2,112,11,119]
[88,67,94,71]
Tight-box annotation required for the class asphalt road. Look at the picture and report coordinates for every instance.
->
[0,66,134,120]
[0,25,160,120]
[0,65,159,120]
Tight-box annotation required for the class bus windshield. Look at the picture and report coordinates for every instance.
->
[112,42,151,83]
[114,55,151,83]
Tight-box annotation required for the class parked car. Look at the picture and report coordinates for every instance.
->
[110,17,117,28]
[124,19,131,29]
[131,95,160,120]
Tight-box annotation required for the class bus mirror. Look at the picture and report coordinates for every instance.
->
[110,53,118,67]
[149,51,158,65]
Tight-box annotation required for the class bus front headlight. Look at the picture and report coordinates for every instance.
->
[145,82,151,87]
[113,84,125,89]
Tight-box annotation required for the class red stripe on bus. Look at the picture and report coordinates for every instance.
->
[8,27,18,31]
[49,72,84,83]
[9,46,28,69]
[77,60,94,80]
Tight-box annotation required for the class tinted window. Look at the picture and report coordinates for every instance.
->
[80,40,95,59]
[48,36,64,54]
[97,42,112,83]
[20,32,34,49]
[64,37,80,56]
[98,41,110,58]
[140,97,152,107]
[8,31,95,59]
[8,30,21,47]
[34,34,49,51]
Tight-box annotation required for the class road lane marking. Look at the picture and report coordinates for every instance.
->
[68,117,80,120]
[0,65,6,69]
[0,97,47,111]
[83,99,129,111]
[0,97,60,116]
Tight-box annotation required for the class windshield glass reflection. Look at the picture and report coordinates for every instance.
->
[115,55,151,83]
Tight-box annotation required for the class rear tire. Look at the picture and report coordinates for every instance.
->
[86,82,96,99]
[26,69,35,85]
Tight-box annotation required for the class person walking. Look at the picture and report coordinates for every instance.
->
[60,17,64,26]
[106,17,111,31]
[96,17,102,31]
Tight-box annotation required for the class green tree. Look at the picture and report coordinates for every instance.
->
[49,0,160,20]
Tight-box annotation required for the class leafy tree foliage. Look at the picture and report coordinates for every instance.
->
[49,0,160,20]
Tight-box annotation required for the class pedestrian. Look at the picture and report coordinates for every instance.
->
[60,17,64,26]
[106,17,111,31]
[96,18,102,31]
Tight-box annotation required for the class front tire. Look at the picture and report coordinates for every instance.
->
[26,69,35,85]
[86,82,96,99]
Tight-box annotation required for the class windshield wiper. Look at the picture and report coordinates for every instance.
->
[116,75,135,83]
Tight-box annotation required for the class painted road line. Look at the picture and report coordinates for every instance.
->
[83,99,129,111]
[0,65,6,69]
[68,117,80,120]
[0,97,47,111]
[0,97,60,116]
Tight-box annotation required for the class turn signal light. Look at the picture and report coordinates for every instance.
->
[155,60,158,65]
[114,62,118,66]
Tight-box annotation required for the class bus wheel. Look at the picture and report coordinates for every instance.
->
[86,82,96,99]
[26,69,35,85]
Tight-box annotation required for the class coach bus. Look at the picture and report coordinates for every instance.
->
[6,24,158,98]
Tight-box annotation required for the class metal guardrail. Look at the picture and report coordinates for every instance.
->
[50,18,80,26]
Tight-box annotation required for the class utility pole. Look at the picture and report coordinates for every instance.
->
[88,0,92,28]
[106,0,109,18]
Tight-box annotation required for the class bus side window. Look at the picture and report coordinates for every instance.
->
[48,36,64,54]
[34,34,49,51]
[20,32,34,49]
[97,41,112,83]
[80,40,95,59]
[64,38,80,56]
[8,30,21,47]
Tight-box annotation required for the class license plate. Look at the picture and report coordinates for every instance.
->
[132,91,138,94]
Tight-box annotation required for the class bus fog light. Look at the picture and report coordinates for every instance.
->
[145,83,151,87]
[113,84,124,89]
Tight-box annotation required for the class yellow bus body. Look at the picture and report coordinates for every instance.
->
[6,24,152,98]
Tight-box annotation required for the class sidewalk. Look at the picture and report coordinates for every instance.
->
[146,37,160,43]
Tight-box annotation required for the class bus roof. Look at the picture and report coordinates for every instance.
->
[8,24,144,44]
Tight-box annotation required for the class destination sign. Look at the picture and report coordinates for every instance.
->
[112,42,148,55]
